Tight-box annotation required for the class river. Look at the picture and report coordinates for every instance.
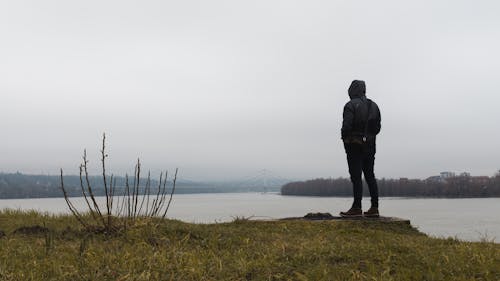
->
[1,193,499,242]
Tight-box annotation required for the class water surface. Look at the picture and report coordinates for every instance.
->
[1,193,498,242]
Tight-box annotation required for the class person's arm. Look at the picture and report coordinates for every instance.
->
[374,104,381,135]
[341,102,354,139]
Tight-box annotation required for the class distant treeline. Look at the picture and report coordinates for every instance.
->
[281,176,500,197]
[0,173,182,199]
[0,173,281,199]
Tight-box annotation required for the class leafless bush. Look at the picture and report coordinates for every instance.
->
[60,133,178,232]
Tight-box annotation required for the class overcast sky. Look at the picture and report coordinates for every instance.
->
[1,1,499,181]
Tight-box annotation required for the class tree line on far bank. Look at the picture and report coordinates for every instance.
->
[281,174,500,197]
[0,172,281,199]
[0,173,173,199]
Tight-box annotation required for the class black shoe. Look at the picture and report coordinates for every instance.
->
[339,207,363,218]
[363,207,379,218]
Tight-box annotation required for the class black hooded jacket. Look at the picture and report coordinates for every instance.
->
[341,80,381,141]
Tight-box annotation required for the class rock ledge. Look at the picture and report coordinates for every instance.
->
[280,212,410,224]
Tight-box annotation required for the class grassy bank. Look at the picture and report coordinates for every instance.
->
[0,210,499,281]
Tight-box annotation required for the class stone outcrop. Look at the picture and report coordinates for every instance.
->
[280,212,411,224]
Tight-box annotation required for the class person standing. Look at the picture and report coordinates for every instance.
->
[340,80,381,217]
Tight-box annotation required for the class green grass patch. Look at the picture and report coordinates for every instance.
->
[0,210,499,280]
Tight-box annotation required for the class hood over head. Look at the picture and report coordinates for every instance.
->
[348,80,366,99]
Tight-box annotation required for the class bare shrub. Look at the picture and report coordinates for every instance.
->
[60,133,178,232]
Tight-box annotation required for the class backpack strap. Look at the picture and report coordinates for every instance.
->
[363,99,373,142]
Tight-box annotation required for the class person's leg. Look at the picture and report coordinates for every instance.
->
[346,143,363,209]
[362,143,378,208]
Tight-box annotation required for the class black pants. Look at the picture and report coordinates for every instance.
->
[344,142,379,209]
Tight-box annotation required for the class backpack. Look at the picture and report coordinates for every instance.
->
[363,99,380,142]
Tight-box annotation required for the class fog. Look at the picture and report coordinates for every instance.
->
[1,1,499,180]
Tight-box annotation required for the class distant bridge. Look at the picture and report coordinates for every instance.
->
[236,169,291,190]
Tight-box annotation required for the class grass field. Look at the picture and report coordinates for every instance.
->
[0,210,499,281]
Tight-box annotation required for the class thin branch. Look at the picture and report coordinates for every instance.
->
[126,173,132,219]
[83,149,105,226]
[138,171,151,216]
[116,177,128,218]
[110,174,116,214]
[154,170,169,216]
[79,164,97,221]
[60,169,88,228]
[145,172,152,216]
[162,168,178,219]
[101,133,111,220]
[149,172,163,217]
[133,159,141,219]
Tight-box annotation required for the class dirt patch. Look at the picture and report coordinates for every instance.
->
[13,225,49,235]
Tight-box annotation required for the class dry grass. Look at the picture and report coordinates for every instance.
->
[0,210,499,281]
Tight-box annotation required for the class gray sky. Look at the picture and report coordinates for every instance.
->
[1,0,499,180]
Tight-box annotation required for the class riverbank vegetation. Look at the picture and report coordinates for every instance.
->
[0,210,498,281]
[281,175,500,197]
